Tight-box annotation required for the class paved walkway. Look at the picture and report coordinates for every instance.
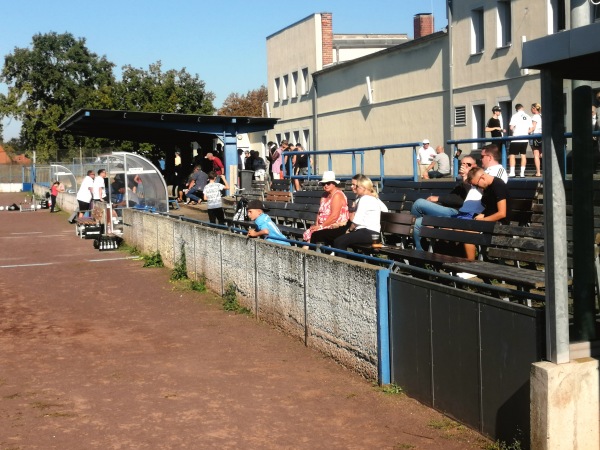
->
[0,193,488,449]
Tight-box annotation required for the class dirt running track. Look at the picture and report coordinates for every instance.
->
[0,193,489,449]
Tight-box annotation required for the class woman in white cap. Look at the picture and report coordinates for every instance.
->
[302,171,349,247]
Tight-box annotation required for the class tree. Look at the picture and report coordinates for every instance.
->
[113,61,215,114]
[217,85,267,117]
[0,32,116,162]
[111,61,216,159]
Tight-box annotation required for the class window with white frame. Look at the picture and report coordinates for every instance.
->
[301,68,309,95]
[472,104,486,141]
[471,8,485,54]
[455,106,467,126]
[497,1,512,47]
[291,71,298,98]
[548,0,566,34]
[282,75,289,101]
[303,129,310,151]
[274,77,280,103]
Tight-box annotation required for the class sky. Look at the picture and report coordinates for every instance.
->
[1,0,448,141]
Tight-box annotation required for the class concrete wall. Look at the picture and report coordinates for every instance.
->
[0,183,25,193]
[122,209,382,380]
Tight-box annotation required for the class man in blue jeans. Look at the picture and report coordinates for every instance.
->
[411,155,479,250]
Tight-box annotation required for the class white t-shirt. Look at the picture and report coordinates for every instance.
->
[92,175,105,200]
[76,175,94,203]
[353,195,389,233]
[485,164,508,183]
[417,146,436,165]
[509,110,532,142]
[531,113,542,134]
[433,152,450,174]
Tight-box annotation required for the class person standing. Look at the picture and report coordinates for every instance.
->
[416,139,436,178]
[76,170,95,218]
[271,140,285,180]
[50,181,63,213]
[529,103,542,177]
[508,104,532,178]
[485,106,505,139]
[203,171,230,224]
[93,169,108,204]
[205,152,224,176]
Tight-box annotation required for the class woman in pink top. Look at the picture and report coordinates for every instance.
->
[302,171,349,246]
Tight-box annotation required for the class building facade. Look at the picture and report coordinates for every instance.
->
[263,2,600,176]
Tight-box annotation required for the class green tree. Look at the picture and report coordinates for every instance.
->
[217,85,267,117]
[0,32,116,162]
[114,61,215,114]
[110,61,216,158]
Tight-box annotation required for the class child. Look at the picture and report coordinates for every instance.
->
[203,171,229,224]
[246,200,290,246]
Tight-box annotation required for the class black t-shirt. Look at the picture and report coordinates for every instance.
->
[481,177,510,223]
[487,117,502,137]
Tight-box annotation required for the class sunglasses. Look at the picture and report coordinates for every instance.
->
[461,162,473,167]
[323,181,336,186]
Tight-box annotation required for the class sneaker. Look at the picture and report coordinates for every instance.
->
[456,272,477,279]
[508,174,516,178]
[185,199,191,204]
[519,174,526,178]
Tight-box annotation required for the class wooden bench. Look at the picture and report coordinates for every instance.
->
[265,190,293,202]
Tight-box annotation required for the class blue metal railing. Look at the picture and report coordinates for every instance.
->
[281,142,423,190]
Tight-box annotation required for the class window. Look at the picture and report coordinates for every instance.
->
[293,131,300,146]
[548,0,566,34]
[594,2,600,22]
[471,8,485,54]
[301,68,309,95]
[303,129,310,151]
[472,104,486,142]
[291,71,298,98]
[274,78,280,103]
[499,100,512,131]
[455,106,467,126]
[497,1,511,47]
[282,75,289,101]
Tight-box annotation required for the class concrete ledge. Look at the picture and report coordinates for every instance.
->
[531,358,599,450]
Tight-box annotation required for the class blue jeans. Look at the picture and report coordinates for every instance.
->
[410,198,458,250]
[186,186,203,203]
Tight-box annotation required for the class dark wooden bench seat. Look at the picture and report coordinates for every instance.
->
[442,260,547,289]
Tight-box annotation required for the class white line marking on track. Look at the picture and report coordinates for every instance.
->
[10,232,43,235]
[0,262,54,269]
[88,257,140,262]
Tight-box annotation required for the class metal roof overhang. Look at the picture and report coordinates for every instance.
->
[522,21,600,81]
[59,109,278,142]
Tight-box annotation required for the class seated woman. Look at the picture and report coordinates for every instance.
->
[333,175,388,252]
[302,171,349,247]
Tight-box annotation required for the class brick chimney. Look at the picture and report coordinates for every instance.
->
[414,13,434,39]
[321,13,333,66]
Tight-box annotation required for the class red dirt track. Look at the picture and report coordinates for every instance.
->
[0,193,488,449]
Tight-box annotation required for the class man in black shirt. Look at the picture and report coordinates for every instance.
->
[462,167,510,259]
[485,106,505,138]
